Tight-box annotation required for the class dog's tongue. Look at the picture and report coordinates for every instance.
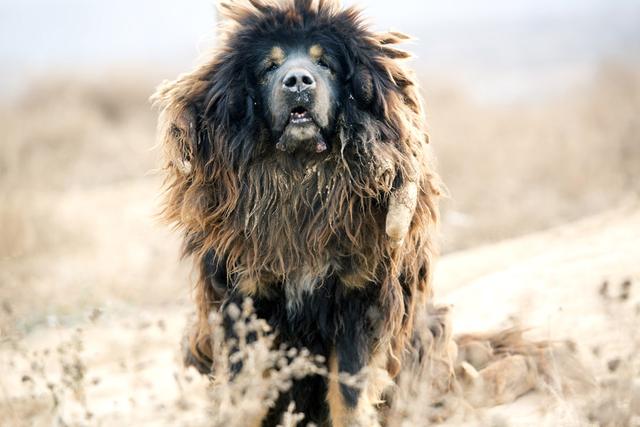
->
[315,139,327,153]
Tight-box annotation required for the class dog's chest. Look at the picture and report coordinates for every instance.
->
[284,264,330,314]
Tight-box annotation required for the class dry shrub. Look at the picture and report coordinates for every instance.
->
[200,301,591,426]
[582,279,640,427]
[203,299,326,427]
[195,300,460,426]
[1,327,90,427]
[385,303,606,427]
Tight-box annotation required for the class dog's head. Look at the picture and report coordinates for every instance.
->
[154,0,424,172]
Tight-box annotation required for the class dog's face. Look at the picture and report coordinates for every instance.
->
[258,43,340,154]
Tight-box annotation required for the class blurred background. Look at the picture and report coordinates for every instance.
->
[0,0,639,425]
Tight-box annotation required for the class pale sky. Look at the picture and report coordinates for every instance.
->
[0,0,638,101]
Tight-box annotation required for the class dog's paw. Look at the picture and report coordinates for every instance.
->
[182,321,213,375]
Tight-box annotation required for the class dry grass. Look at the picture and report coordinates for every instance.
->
[201,300,326,427]
[0,74,159,265]
[431,63,640,250]
[0,63,639,425]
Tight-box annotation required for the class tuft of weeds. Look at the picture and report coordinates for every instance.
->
[203,299,326,427]
[584,277,640,427]
[24,328,90,425]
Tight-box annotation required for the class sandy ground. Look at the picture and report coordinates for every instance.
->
[1,177,638,426]
[436,200,640,426]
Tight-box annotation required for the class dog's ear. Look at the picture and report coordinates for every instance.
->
[204,76,252,127]
[152,78,210,176]
[153,69,253,176]
[349,58,399,119]
[224,85,249,122]
[349,31,416,119]
[351,64,375,108]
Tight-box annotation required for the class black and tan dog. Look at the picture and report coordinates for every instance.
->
[153,0,442,425]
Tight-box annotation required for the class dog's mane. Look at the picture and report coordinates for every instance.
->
[152,0,441,374]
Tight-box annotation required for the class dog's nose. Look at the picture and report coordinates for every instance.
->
[282,68,316,93]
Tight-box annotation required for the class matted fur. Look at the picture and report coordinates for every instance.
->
[152,0,441,417]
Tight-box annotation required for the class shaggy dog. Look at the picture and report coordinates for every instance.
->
[153,0,441,425]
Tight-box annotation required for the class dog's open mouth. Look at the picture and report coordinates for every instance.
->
[289,106,313,125]
[277,105,326,154]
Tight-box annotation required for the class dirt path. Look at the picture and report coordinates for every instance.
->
[436,201,640,425]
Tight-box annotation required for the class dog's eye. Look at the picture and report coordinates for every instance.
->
[317,58,331,70]
[265,63,279,73]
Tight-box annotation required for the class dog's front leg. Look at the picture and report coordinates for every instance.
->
[327,288,391,427]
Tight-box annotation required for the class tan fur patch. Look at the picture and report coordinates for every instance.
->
[309,44,323,60]
[327,353,348,427]
[237,274,259,295]
[327,351,386,427]
[269,46,285,65]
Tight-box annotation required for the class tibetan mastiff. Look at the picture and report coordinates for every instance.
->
[153,0,441,425]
